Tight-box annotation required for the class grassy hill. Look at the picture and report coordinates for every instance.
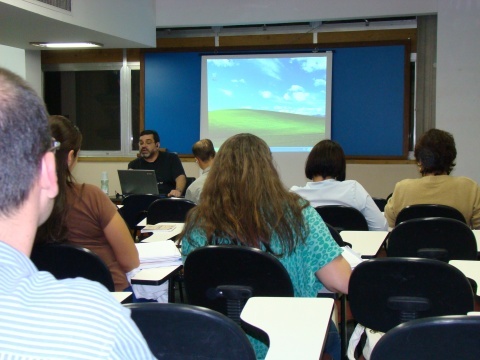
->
[209,109,325,147]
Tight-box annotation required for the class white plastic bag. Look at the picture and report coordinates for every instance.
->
[347,323,384,360]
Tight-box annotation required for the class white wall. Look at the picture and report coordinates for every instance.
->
[0,44,26,77]
[73,160,418,199]
[436,0,480,183]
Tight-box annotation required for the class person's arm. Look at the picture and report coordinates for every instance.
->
[384,192,397,228]
[103,212,140,272]
[363,195,389,231]
[471,184,480,229]
[168,174,187,197]
[315,255,352,294]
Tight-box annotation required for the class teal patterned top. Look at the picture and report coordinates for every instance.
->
[181,204,343,359]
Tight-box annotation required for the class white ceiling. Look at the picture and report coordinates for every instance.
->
[0,1,155,50]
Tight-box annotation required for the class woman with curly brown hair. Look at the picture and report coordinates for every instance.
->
[384,128,480,228]
[180,133,351,360]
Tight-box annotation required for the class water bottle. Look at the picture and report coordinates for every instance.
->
[101,171,109,195]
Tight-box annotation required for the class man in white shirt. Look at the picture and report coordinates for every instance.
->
[0,68,155,359]
[185,139,215,204]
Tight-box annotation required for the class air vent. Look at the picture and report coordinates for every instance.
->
[34,0,71,11]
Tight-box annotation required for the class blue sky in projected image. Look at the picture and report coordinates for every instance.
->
[207,56,328,116]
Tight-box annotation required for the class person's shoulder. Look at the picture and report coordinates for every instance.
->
[394,177,419,188]
[163,151,181,160]
[128,157,142,167]
[79,183,109,198]
[451,176,479,186]
[32,271,118,306]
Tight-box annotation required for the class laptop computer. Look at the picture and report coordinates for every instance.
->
[117,169,159,195]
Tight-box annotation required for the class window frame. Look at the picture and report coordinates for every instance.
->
[42,61,140,158]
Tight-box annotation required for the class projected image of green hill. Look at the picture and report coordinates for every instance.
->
[209,109,325,147]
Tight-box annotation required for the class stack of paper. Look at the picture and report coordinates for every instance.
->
[341,246,364,269]
[140,222,184,243]
[135,240,182,269]
[141,223,177,233]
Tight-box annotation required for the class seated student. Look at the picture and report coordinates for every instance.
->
[290,140,388,231]
[384,128,480,229]
[0,67,154,358]
[129,130,186,197]
[185,139,215,204]
[36,115,140,292]
[180,133,351,360]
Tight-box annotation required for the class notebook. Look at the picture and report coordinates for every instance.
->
[117,169,159,195]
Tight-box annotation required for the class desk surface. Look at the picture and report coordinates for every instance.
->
[241,297,334,360]
[141,223,184,242]
[130,265,183,286]
[449,260,480,296]
[339,231,388,258]
[111,291,132,303]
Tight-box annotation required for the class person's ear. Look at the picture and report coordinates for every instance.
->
[156,142,160,148]
[39,152,58,199]
[67,150,76,167]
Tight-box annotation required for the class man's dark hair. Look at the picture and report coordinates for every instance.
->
[414,128,457,175]
[305,139,346,181]
[140,130,160,144]
[192,139,216,162]
[0,68,51,215]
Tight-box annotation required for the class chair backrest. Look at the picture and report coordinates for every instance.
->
[184,245,294,324]
[326,223,351,247]
[125,303,256,360]
[119,194,163,230]
[315,205,369,231]
[183,177,196,196]
[395,203,466,226]
[370,315,480,360]
[146,198,196,224]
[386,217,477,261]
[372,198,387,212]
[30,243,115,291]
[348,257,474,333]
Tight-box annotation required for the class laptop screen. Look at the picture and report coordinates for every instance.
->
[117,170,159,195]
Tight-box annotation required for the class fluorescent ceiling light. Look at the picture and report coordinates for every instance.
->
[30,42,103,48]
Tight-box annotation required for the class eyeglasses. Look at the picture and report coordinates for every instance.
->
[49,138,61,153]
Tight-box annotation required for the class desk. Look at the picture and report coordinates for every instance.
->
[240,297,334,360]
[339,231,388,258]
[111,291,133,303]
[131,265,183,303]
[450,260,480,296]
[140,223,184,243]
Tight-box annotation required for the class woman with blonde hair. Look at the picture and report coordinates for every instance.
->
[181,133,351,360]
[36,115,139,292]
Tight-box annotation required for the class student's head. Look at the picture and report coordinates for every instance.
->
[414,128,456,175]
[183,133,307,254]
[192,139,216,162]
[0,68,54,217]
[305,139,346,181]
[139,130,160,159]
[210,133,276,191]
[36,116,82,244]
[49,115,82,184]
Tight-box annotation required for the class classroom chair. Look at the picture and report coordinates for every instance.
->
[125,302,256,360]
[395,203,466,226]
[31,243,115,291]
[315,205,369,232]
[370,315,480,360]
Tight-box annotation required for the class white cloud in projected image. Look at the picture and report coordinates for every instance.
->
[207,56,328,116]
